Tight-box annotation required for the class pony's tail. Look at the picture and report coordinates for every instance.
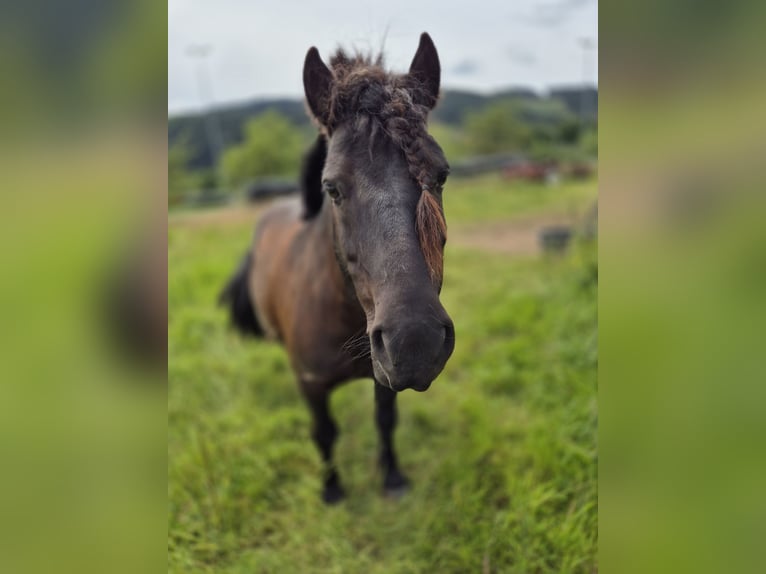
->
[218,251,264,337]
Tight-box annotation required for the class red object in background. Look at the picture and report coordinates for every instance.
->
[503,161,554,183]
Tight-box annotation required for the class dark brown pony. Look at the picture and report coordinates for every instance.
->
[220,33,454,503]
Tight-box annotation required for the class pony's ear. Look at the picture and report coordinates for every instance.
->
[408,32,440,109]
[303,47,333,125]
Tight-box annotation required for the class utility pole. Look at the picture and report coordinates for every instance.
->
[577,37,596,128]
[186,44,227,194]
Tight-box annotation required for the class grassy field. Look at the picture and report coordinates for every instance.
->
[168,175,598,573]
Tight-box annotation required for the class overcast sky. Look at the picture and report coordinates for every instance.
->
[168,0,598,115]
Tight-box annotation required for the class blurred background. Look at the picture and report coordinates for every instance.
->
[168,0,598,205]
[168,1,598,572]
[0,1,166,573]
[600,2,766,573]
[3,0,763,572]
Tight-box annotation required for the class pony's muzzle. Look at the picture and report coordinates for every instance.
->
[370,315,455,392]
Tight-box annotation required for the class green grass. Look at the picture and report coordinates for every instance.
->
[168,177,598,573]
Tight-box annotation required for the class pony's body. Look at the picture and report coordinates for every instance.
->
[221,33,453,502]
[250,194,371,387]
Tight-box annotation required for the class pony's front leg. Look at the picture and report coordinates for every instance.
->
[303,385,345,504]
[374,381,410,496]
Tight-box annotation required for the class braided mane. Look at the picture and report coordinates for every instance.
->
[311,50,447,283]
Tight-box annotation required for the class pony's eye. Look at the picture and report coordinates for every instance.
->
[322,180,342,203]
[437,169,450,186]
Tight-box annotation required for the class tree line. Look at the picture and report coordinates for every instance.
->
[169,88,597,204]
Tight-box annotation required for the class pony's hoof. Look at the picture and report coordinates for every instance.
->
[322,483,346,505]
[383,473,410,498]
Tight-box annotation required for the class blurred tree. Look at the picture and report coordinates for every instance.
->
[465,101,532,155]
[427,122,471,163]
[222,112,303,188]
[580,127,598,157]
[559,117,582,144]
[168,139,199,205]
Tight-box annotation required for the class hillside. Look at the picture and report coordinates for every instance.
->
[169,87,597,171]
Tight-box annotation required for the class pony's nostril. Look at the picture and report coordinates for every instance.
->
[442,320,455,356]
[443,320,454,342]
[371,327,385,355]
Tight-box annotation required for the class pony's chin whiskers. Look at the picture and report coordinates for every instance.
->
[341,330,372,361]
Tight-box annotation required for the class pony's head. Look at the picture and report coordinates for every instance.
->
[302,33,454,392]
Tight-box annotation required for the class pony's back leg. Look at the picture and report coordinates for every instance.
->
[302,384,345,504]
[374,381,410,496]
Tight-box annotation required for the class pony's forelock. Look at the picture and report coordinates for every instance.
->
[416,189,446,284]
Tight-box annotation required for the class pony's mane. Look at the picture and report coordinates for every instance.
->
[300,134,327,219]
[304,49,447,283]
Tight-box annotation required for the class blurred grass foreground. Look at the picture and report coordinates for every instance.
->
[168,173,598,572]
